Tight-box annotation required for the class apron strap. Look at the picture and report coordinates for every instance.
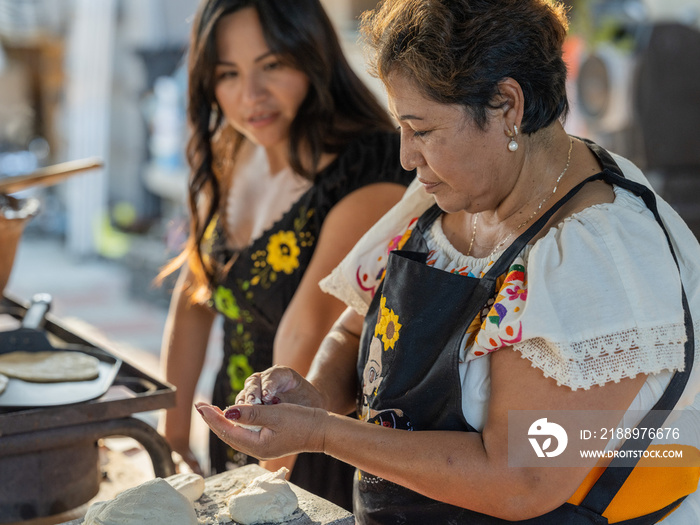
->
[407,203,443,254]
[484,138,694,516]
[482,172,600,281]
[575,142,695,516]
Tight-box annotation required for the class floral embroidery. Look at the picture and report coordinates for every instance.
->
[356,217,419,298]
[227,354,254,394]
[387,217,417,252]
[374,295,402,351]
[208,202,318,411]
[473,262,527,353]
[249,206,314,289]
[214,286,241,320]
[375,296,390,338]
[506,285,527,301]
[382,309,402,350]
[266,231,300,274]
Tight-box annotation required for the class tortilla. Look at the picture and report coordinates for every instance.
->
[0,373,7,395]
[0,351,100,383]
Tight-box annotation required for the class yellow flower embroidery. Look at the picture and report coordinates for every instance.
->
[381,309,402,351]
[266,231,300,274]
[375,295,391,338]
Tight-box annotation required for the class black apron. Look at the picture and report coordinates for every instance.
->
[354,140,695,524]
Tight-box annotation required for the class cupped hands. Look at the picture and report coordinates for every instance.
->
[194,400,328,461]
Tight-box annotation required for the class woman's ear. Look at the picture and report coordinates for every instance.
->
[496,77,525,135]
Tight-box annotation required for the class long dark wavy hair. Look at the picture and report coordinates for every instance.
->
[165,0,396,301]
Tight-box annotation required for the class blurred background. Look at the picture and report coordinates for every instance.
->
[1,0,700,478]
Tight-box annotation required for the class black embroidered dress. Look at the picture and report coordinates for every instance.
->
[205,130,414,509]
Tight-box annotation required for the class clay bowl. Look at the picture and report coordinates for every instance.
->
[0,195,40,295]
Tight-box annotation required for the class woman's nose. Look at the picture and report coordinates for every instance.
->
[399,140,423,172]
[242,72,266,104]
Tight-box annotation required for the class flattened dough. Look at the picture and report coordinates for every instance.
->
[0,373,7,395]
[164,472,205,503]
[228,468,298,524]
[0,351,99,383]
[84,478,198,525]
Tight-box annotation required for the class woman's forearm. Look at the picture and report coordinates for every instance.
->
[306,308,362,415]
[160,269,216,443]
[320,412,579,520]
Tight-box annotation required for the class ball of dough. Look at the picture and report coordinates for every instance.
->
[164,472,205,503]
[228,400,263,432]
[84,478,198,525]
[233,421,263,432]
[228,468,298,525]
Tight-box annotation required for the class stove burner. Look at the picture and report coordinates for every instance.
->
[0,293,176,523]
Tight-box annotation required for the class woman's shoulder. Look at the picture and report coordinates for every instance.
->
[319,130,413,190]
[309,130,413,217]
[529,185,676,294]
[467,195,690,390]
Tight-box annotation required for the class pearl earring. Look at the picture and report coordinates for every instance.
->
[507,124,518,152]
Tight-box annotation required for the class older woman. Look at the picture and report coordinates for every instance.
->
[196,0,700,522]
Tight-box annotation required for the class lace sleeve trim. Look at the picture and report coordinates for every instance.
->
[515,321,694,391]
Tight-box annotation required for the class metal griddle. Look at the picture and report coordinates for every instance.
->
[0,293,123,407]
[0,292,176,523]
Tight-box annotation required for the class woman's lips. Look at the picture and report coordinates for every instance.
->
[417,177,440,191]
[247,112,278,128]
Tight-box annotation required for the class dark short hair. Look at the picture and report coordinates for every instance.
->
[361,0,570,134]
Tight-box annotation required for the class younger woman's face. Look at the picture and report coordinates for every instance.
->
[213,7,310,158]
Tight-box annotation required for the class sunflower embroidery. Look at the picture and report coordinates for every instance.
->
[266,231,301,274]
[248,206,314,288]
[374,295,391,338]
[381,309,402,350]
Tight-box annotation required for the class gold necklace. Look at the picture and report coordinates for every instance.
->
[466,137,574,258]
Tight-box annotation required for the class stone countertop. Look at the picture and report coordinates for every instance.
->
[63,464,355,525]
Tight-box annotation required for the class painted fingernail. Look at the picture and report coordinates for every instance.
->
[224,407,241,420]
[270,396,281,405]
[194,403,205,416]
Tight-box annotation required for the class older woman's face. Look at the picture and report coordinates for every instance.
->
[387,72,512,214]
[213,8,310,155]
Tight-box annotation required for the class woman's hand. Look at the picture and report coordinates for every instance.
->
[235,365,327,409]
[195,402,328,461]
